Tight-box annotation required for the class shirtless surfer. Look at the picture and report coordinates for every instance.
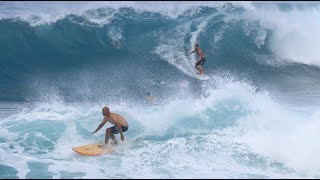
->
[188,43,206,75]
[92,107,129,147]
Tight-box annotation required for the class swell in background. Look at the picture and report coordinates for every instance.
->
[1,1,320,103]
[1,2,320,178]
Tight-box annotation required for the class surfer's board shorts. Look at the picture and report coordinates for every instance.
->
[110,125,128,134]
[196,58,206,66]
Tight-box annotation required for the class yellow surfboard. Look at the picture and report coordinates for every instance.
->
[72,143,114,156]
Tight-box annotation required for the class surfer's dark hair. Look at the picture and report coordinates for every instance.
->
[195,43,199,47]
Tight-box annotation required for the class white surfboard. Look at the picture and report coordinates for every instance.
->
[195,74,211,80]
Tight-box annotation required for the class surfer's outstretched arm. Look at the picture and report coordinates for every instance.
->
[92,117,107,134]
[188,50,195,56]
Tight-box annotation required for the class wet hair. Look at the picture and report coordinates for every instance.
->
[195,43,199,47]
[146,92,151,96]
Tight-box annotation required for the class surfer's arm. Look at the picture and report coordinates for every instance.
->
[92,118,107,134]
[188,50,195,56]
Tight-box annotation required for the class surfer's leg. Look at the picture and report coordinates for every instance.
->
[194,64,202,75]
[98,128,113,148]
[199,65,205,75]
[199,59,206,75]
[110,133,117,145]
[195,58,206,75]
[108,126,119,145]
[105,128,113,144]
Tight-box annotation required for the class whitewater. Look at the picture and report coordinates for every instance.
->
[1,1,320,178]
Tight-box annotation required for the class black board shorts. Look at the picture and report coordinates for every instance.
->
[110,125,128,134]
[196,58,206,66]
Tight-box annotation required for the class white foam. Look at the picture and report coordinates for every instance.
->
[232,107,320,176]
[0,145,34,178]
[107,26,125,49]
[237,4,320,66]
[1,75,319,177]
[0,2,252,26]
[153,22,195,77]
[193,78,320,176]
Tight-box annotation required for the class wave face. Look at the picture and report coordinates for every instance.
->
[1,1,320,102]
[1,1,320,179]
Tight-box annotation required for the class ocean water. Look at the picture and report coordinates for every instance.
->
[1,1,320,178]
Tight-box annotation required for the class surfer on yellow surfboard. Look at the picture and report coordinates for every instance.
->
[92,107,129,148]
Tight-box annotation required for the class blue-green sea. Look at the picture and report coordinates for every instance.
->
[1,1,320,178]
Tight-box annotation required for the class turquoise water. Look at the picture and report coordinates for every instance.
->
[1,1,320,178]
